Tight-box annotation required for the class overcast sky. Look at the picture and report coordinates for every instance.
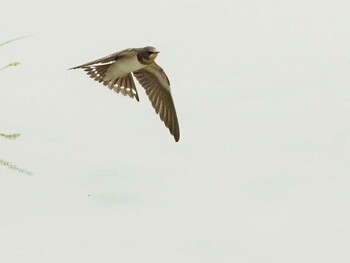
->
[1,0,349,262]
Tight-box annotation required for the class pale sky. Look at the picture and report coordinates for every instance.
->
[1,0,350,262]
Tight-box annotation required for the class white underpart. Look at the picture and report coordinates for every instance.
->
[104,55,146,81]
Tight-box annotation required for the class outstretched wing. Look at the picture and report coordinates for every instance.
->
[70,48,139,101]
[133,62,180,142]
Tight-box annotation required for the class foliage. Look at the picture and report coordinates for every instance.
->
[1,36,32,175]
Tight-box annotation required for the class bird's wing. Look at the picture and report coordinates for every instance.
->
[133,62,180,142]
[69,48,136,69]
[86,68,139,101]
[70,48,139,101]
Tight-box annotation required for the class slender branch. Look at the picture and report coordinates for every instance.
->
[0,35,33,47]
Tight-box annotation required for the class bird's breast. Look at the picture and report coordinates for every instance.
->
[105,55,146,79]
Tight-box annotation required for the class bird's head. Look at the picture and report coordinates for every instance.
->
[138,46,159,65]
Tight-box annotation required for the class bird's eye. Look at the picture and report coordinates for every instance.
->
[148,51,153,54]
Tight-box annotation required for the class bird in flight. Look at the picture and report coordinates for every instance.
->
[70,46,180,142]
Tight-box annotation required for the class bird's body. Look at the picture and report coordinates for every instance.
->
[70,46,180,142]
[105,54,144,80]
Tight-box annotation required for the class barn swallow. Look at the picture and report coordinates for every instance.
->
[70,46,180,142]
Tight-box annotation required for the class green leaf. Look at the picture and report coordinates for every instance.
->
[0,133,21,139]
[0,62,21,71]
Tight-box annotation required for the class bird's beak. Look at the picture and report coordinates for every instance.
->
[154,50,160,54]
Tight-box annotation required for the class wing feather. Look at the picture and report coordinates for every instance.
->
[133,62,180,142]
